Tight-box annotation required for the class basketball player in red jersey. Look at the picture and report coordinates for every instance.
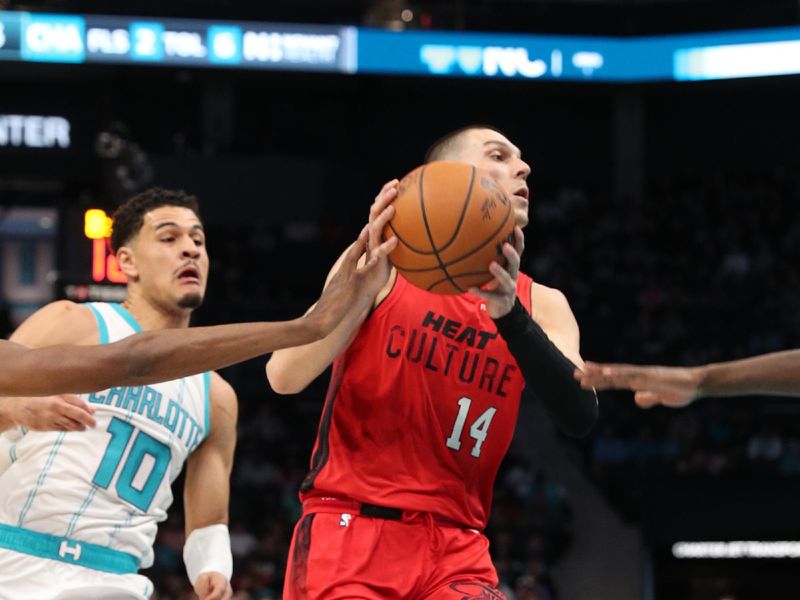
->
[267,126,598,599]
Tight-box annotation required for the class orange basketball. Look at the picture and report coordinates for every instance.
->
[384,160,515,295]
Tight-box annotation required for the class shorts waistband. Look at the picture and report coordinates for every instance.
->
[0,523,140,574]
[301,497,475,530]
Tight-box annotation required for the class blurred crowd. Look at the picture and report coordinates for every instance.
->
[525,170,800,520]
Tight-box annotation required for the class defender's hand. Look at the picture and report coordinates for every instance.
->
[11,395,96,431]
[364,179,399,296]
[308,216,398,336]
[574,362,702,409]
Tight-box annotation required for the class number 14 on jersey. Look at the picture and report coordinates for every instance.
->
[445,396,497,458]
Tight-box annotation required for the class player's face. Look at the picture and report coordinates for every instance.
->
[129,206,209,310]
[453,128,532,227]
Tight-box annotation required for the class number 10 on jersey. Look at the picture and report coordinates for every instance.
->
[445,396,497,458]
[93,417,171,511]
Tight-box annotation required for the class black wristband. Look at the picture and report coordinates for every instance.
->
[493,299,598,438]
[493,299,536,341]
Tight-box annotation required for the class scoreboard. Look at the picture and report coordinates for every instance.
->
[2,10,800,81]
[0,11,354,72]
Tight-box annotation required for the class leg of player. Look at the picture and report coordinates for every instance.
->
[417,526,507,600]
[284,512,420,600]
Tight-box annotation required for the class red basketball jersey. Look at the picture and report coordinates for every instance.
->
[300,272,533,531]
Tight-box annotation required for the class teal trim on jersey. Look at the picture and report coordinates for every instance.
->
[17,432,66,526]
[107,511,134,549]
[109,303,143,333]
[167,379,186,450]
[0,523,139,574]
[86,303,109,345]
[65,486,98,538]
[9,445,16,463]
[203,371,211,440]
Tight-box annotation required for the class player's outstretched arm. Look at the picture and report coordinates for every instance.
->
[575,349,800,409]
[0,300,102,431]
[0,225,395,397]
[267,181,399,393]
[699,350,800,396]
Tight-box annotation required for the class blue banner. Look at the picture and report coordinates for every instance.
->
[357,29,622,81]
[2,10,800,82]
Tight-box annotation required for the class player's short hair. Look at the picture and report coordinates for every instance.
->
[424,124,508,163]
[110,187,201,252]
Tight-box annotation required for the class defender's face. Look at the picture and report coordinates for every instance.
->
[127,206,209,310]
[452,128,532,227]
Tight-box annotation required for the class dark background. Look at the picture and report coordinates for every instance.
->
[3,1,800,599]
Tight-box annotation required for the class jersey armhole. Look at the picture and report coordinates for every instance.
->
[367,270,404,320]
[516,272,534,315]
[85,303,110,345]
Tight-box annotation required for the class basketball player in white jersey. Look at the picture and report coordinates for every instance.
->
[0,187,397,600]
[0,217,392,409]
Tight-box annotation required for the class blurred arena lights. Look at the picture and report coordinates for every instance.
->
[674,39,800,80]
[83,209,112,240]
[672,541,800,559]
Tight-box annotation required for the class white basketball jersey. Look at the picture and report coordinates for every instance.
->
[0,302,210,570]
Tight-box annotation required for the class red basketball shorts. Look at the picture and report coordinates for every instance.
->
[283,497,506,600]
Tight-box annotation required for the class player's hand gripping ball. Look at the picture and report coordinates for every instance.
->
[383,160,515,294]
